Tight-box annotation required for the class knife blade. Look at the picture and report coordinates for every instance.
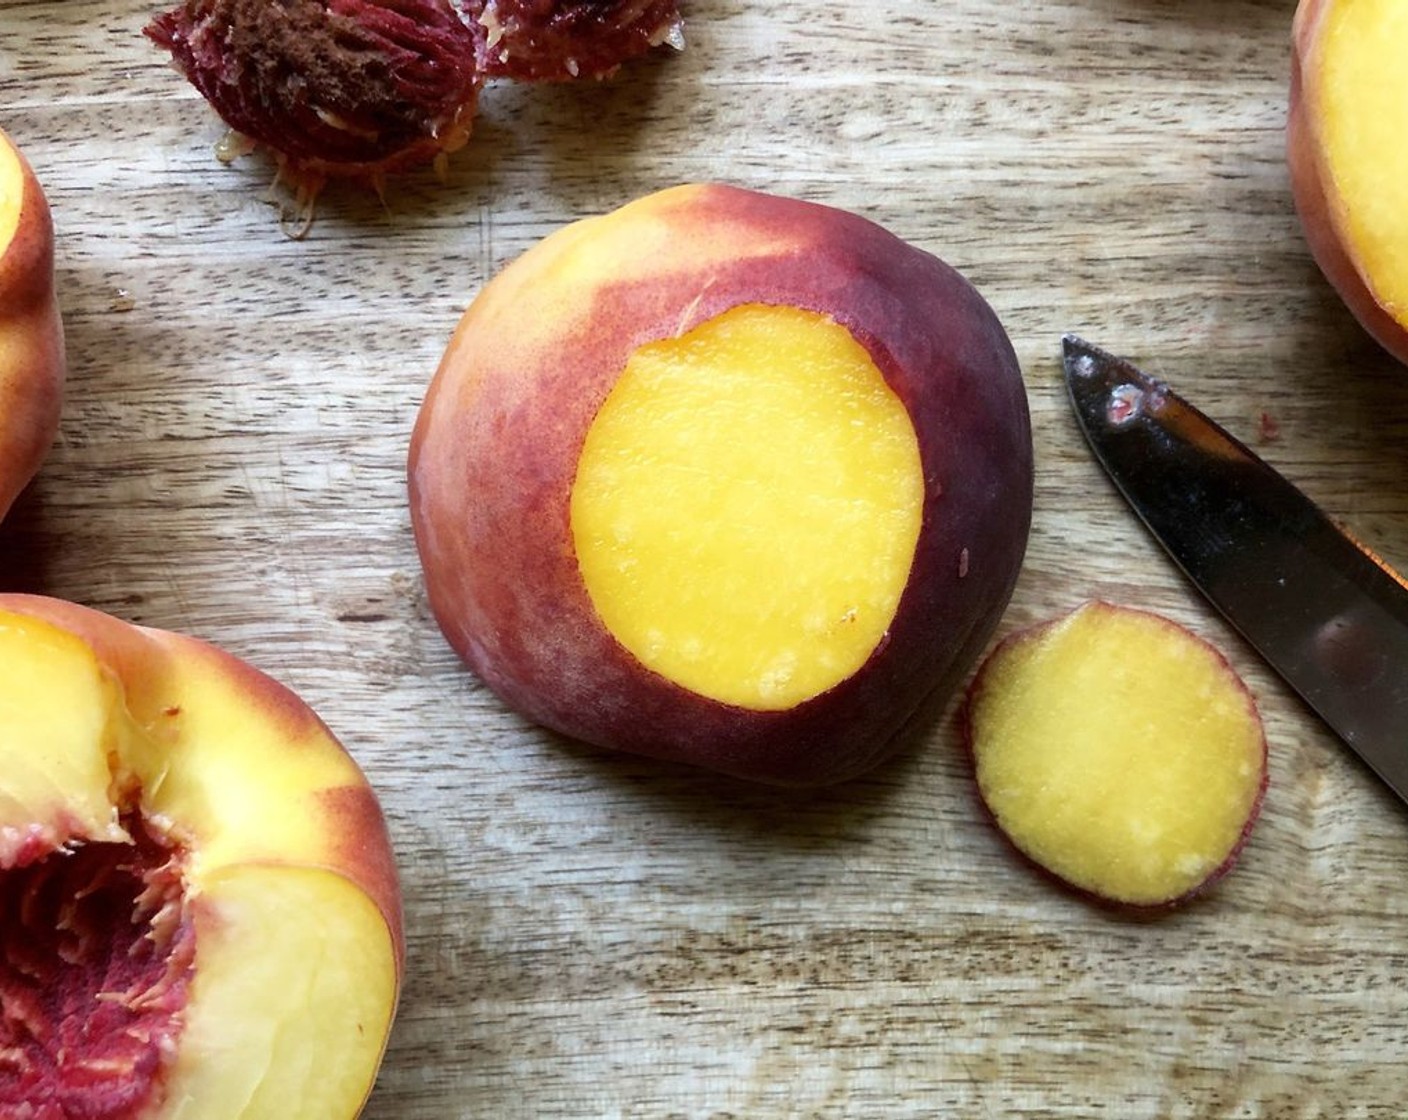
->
[1062,334,1408,807]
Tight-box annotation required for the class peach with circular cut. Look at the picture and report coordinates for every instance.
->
[409,183,1033,786]
[0,594,402,1119]
[964,601,1268,910]
[0,126,64,522]
[1288,0,1408,365]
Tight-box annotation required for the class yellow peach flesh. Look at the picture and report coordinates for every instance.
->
[127,649,379,875]
[1313,0,1408,320]
[155,868,396,1120]
[0,613,128,849]
[970,604,1264,906]
[0,136,20,252]
[570,303,924,710]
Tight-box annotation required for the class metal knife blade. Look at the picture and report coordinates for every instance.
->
[1062,334,1408,806]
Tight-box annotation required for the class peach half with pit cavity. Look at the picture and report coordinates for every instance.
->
[0,594,402,1118]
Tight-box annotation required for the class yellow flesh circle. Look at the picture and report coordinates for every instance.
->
[571,303,924,711]
[0,137,20,254]
[971,606,1263,906]
[1318,0,1408,319]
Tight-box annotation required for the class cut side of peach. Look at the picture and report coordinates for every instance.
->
[0,599,401,1119]
[1305,0,1408,319]
[964,601,1267,909]
[0,612,183,1116]
[570,302,924,711]
[0,822,192,1118]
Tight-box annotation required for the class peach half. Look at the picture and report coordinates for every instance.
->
[964,602,1268,910]
[0,126,65,521]
[0,595,402,1118]
[409,183,1033,786]
[1289,0,1408,365]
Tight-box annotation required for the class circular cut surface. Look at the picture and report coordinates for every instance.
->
[1316,0,1408,318]
[968,602,1265,907]
[570,303,924,710]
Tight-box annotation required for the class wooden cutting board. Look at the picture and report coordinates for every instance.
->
[4,1,1408,1115]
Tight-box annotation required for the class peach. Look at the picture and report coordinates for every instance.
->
[0,594,402,1118]
[409,183,1033,786]
[1288,0,1408,365]
[0,126,64,522]
[964,601,1268,910]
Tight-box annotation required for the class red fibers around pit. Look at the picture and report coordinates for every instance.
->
[480,0,684,81]
[0,821,194,1120]
[145,0,486,179]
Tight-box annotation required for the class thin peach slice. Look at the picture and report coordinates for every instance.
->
[964,601,1268,909]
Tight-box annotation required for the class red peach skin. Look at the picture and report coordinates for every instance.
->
[0,128,64,521]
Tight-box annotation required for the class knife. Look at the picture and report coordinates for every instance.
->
[1062,334,1408,807]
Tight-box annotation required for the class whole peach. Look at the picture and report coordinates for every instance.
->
[409,183,1033,786]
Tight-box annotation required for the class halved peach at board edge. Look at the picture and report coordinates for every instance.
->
[1289,0,1408,365]
[0,126,65,521]
[0,594,403,1119]
[408,183,1034,787]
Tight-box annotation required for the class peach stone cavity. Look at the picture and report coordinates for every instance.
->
[1310,0,1408,321]
[569,303,925,711]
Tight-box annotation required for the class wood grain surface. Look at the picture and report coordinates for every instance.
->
[4,1,1408,1116]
